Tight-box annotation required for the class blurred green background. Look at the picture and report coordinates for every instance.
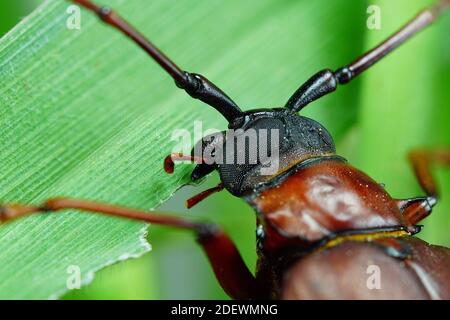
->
[1,0,449,299]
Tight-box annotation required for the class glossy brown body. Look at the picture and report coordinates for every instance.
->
[249,160,450,299]
[280,237,450,299]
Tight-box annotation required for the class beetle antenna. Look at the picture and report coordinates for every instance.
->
[72,0,243,122]
[286,0,450,112]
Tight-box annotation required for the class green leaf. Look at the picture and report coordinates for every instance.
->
[0,0,374,299]
[0,0,42,37]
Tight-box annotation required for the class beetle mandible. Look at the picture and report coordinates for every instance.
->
[1,0,450,299]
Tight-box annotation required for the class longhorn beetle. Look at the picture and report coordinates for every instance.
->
[1,0,450,299]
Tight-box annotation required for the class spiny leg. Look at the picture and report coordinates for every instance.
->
[72,0,242,122]
[0,198,257,299]
[286,0,450,112]
[397,149,450,225]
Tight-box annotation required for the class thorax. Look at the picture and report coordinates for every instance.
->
[247,158,409,252]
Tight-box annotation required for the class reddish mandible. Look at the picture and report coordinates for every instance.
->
[1,0,450,299]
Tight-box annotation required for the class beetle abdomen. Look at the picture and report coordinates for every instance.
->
[280,237,450,300]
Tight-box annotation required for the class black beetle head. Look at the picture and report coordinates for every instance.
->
[192,108,336,196]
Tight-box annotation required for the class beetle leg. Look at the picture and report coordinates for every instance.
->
[409,149,450,197]
[286,0,450,112]
[397,196,436,226]
[0,197,257,300]
[397,149,450,224]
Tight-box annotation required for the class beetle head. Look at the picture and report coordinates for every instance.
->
[192,108,336,196]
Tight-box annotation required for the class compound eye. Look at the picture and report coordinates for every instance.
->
[191,131,225,164]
